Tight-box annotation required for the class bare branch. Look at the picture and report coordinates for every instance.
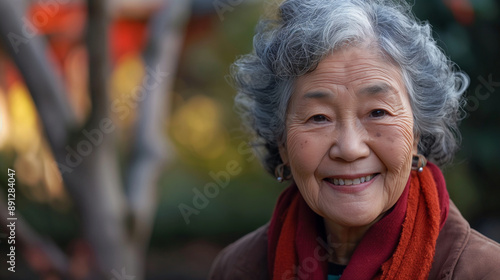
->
[61,0,132,277]
[86,0,110,126]
[0,0,77,158]
[125,0,192,260]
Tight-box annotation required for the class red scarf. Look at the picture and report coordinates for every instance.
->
[268,162,449,280]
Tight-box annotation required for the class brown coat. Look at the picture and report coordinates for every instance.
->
[209,201,500,279]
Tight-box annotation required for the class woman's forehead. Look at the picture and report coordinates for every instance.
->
[295,47,404,92]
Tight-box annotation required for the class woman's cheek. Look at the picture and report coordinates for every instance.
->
[376,118,414,204]
[371,117,414,168]
[286,126,309,158]
[392,119,415,167]
[286,128,322,189]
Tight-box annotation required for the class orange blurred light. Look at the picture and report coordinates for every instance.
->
[444,0,475,25]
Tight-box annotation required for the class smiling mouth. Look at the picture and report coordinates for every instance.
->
[324,174,379,186]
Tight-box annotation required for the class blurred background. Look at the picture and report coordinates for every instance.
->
[0,0,498,279]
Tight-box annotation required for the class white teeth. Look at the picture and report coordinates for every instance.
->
[327,174,375,186]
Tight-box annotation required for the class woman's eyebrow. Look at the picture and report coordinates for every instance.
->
[358,83,395,96]
[302,83,396,100]
[302,91,332,99]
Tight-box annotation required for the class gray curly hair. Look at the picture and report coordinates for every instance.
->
[232,0,468,177]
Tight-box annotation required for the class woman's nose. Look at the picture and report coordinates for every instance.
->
[329,122,370,162]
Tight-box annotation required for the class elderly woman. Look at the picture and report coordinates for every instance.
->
[209,0,500,279]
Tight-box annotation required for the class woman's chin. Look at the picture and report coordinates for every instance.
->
[322,203,384,229]
[316,188,385,228]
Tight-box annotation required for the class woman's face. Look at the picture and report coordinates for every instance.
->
[280,46,417,228]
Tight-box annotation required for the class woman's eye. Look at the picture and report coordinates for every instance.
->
[370,109,387,118]
[310,114,328,122]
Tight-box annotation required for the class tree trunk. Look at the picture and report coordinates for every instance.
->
[0,0,192,278]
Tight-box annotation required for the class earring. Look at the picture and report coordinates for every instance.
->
[275,163,290,182]
[411,154,427,173]
[275,163,285,182]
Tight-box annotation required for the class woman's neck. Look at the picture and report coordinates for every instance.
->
[323,216,382,265]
